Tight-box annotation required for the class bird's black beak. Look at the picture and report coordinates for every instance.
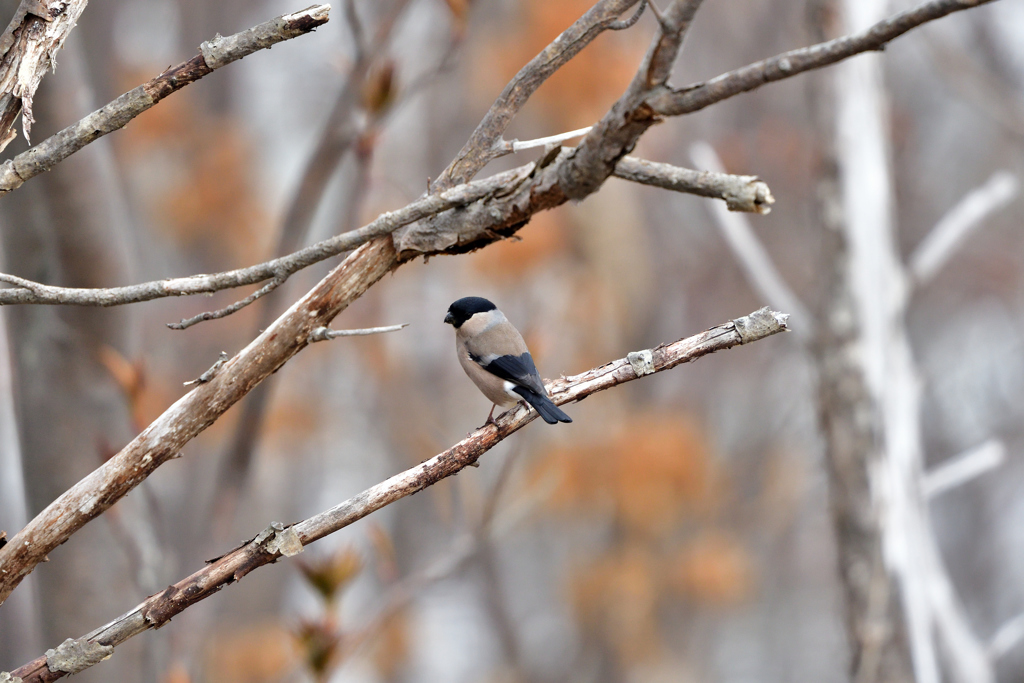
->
[443,312,455,325]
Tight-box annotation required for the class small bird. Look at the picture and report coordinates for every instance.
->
[444,297,572,426]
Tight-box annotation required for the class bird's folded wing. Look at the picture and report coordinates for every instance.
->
[470,351,547,396]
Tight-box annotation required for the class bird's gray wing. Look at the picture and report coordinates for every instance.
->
[465,319,548,395]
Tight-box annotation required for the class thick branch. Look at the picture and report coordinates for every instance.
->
[0,0,993,618]
[0,0,981,309]
[6,308,788,683]
[647,0,998,117]
[0,238,400,607]
[558,0,706,200]
[0,152,773,309]
[0,4,331,194]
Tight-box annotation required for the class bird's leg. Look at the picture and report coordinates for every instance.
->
[485,404,497,425]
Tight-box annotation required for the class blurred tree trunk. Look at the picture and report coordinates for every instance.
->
[0,38,142,681]
[0,304,42,672]
[807,1,915,681]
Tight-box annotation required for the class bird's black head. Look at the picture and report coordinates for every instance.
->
[444,296,497,328]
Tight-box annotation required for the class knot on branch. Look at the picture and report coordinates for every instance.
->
[258,522,304,558]
[627,349,655,377]
[45,638,113,675]
[732,307,789,343]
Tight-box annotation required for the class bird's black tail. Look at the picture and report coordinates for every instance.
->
[512,386,572,424]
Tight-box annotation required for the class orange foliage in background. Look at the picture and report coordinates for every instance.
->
[573,543,663,664]
[536,415,718,533]
[670,531,752,604]
[531,414,754,664]
[469,206,571,279]
[205,623,298,683]
[116,71,272,268]
[477,0,646,128]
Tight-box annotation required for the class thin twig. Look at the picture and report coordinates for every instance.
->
[308,323,409,341]
[908,170,1018,287]
[922,439,1005,499]
[0,271,43,292]
[168,277,285,330]
[6,307,788,683]
[182,352,230,387]
[0,163,533,306]
[503,126,593,153]
[0,4,332,195]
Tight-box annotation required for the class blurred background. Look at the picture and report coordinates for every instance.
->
[0,0,1022,681]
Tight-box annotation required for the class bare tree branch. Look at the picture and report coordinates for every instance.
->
[308,323,409,341]
[0,0,90,151]
[608,0,648,30]
[0,164,533,306]
[922,439,1005,499]
[0,238,401,607]
[613,153,773,212]
[434,0,644,189]
[908,170,1018,287]
[0,152,773,312]
[0,0,994,622]
[647,0,999,117]
[0,4,332,195]
[502,126,593,153]
[0,0,980,312]
[5,307,789,683]
[558,0,706,201]
[168,276,285,330]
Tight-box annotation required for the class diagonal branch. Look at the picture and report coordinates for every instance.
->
[5,307,788,683]
[647,0,998,117]
[433,0,643,189]
[0,0,980,310]
[0,238,401,607]
[908,170,1018,287]
[0,152,773,311]
[0,164,533,306]
[167,276,286,330]
[0,0,993,617]
[558,0,706,200]
[0,4,332,195]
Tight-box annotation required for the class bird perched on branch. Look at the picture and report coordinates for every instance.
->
[444,297,572,426]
